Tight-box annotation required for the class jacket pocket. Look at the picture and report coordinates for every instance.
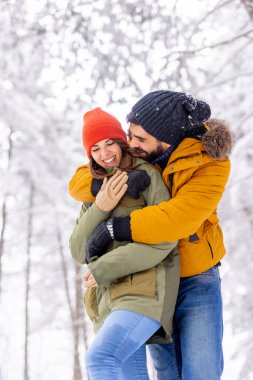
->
[110,268,157,301]
[83,287,98,321]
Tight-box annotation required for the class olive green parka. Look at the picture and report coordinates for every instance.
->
[70,159,179,342]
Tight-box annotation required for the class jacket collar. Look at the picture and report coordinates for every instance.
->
[163,118,233,174]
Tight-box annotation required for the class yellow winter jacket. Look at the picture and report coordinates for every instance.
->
[69,119,232,277]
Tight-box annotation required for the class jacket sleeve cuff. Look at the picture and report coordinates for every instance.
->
[113,216,132,241]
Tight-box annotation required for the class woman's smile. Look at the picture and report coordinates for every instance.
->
[103,155,117,166]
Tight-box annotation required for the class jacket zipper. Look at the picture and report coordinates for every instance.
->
[169,173,174,194]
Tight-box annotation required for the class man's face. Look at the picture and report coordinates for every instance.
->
[128,123,170,161]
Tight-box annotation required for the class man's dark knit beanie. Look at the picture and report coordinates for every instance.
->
[129,90,211,147]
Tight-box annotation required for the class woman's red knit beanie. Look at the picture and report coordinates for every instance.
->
[82,107,127,158]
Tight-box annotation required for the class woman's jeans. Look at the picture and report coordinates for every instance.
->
[86,309,161,380]
[149,266,223,380]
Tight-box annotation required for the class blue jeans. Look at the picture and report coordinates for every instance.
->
[149,266,223,380]
[86,309,161,380]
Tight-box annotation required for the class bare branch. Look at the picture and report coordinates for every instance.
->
[189,0,235,39]
[164,29,253,58]
[241,0,253,20]
[24,181,34,380]
[195,40,251,94]
[197,71,253,91]
[0,128,13,300]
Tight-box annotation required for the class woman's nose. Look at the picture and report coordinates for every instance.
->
[100,146,109,158]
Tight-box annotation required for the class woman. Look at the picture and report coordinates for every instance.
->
[70,107,179,380]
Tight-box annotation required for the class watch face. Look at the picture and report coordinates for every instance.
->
[106,221,114,238]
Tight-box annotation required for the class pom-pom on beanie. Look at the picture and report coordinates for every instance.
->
[82,107,127,158]
[128,91,211,148]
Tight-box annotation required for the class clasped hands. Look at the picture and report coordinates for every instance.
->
[92,169,151,209]
[86,169,150,264]
[85,170,127,264]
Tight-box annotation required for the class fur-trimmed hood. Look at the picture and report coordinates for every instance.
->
[203,118,234,159]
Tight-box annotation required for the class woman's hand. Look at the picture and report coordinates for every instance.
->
[95,170,128,212]
[83,270,97,288]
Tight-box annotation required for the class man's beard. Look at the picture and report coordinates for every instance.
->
[130,144,164,162]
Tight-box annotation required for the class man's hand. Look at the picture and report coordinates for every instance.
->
[83,270,97,288]
[95,170,128,212]
[86,220,113,263]
[126,170,151,199]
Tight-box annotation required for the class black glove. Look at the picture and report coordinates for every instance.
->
[126,170,151,199]
[91,178,103,196]
[86,220,113,264]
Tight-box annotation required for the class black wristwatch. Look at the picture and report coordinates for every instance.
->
[106,219,114,239]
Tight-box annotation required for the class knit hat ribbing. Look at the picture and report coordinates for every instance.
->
[130,91,211,147]
[82,107,127,158]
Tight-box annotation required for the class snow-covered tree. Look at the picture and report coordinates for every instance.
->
[0,1,252,379]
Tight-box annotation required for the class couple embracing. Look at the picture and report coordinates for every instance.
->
[69,90,233,380]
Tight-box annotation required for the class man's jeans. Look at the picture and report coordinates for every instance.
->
[149,266,223,380]
[86,309,161,380]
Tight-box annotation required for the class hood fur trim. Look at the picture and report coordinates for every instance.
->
[203,118,234,159]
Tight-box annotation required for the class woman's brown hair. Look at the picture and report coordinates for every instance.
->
[89,139,137,179]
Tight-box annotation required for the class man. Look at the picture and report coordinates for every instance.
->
[69,91,233,379]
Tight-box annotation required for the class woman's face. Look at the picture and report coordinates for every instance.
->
[91,139,122,168]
